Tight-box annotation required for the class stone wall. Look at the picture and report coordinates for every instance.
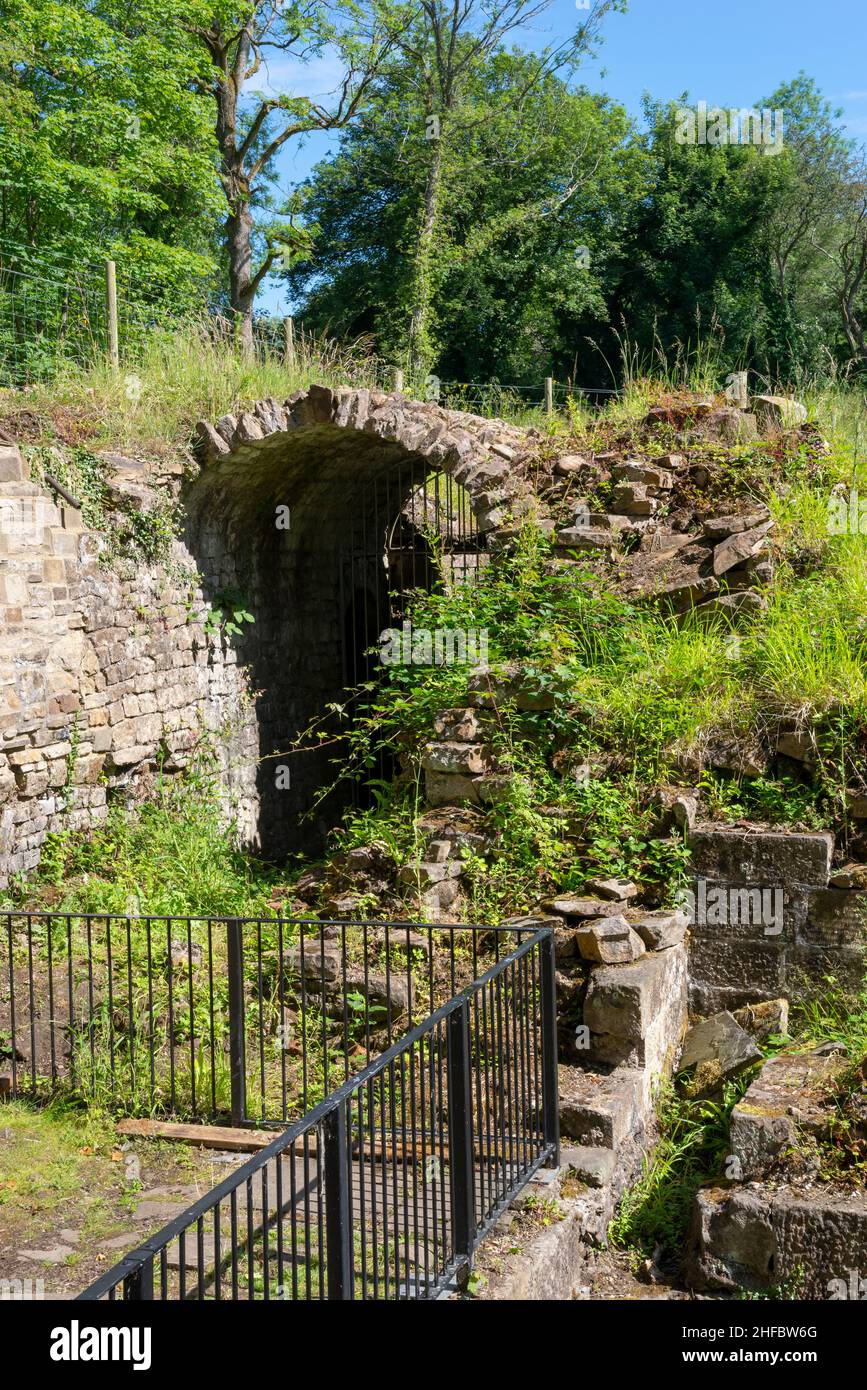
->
[0,442,257,887]
[687,825,866,1013]
[1,387,538,884]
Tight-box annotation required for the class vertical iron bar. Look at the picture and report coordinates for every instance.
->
[227,919,246,1126]
[446,1000,474,1284]
[323,1103,353,1300]
[539,931,560,1166]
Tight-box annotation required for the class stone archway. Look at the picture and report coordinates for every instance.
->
[188,386,534,857]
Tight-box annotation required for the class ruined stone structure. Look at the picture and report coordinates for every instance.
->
[2,384,865,1299]
[0,387,535,881]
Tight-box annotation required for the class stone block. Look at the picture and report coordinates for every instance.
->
[689,827,834,887]
[688,936,786,998]
[677,1011,761,1097]
[560,1145,616,1189]
[689,1184,867,1297]
[558,1064,645,1149]
[631,908,688,951]
[798,888,867,949]
[575,916,645,964]
[730,1052,845,1178]
[584,944,688,1045]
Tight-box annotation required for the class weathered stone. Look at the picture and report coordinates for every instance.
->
[689,1184,867,1297]
[555,527,616,551]
[544,894,627,920]
[731,997,789,1044]
[689,827,834,887]
[397,860,462,888]
[612,461,673,489]
[420,741,491,776]
[558,1064,644,1148]
[631,909,688,951]
[586,877,639,902]
[584,949,684,1042]
[829,862,867,890]
[560,1144,617,1188]
[677,1011,761,1097]
[574,916,646,964]
[702,507,771,541]
[553,454,590,475]
[751,395,808,430]
[466,662,556,710]
[798,887,867,948]
[712,522,773,577]
[776,729,816,762]
[283,942,342,985]
[610,482,657,516]
[729,1051,843,1177]
[432,707,489,742]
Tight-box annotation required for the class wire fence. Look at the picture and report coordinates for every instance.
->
[0,246,622,414]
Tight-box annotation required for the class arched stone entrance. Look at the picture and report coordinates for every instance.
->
[188,386,533,857]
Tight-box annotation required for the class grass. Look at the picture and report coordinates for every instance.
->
[1,319,384,456]
[0,1095,243,1295]
[608,1079,748,1263]
[2,754,284,919]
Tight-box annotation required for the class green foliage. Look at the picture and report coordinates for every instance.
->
[698,771,831,829]
[25,442,178,566]
[0,0,221,306]
[204,592,255,640]
[608,1078,751,1259]
[286,50,643,382]
[4,752,283,918]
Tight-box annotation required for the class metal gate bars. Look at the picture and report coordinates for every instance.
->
[70,924,558,1301]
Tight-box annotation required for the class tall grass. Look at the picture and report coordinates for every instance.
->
[5,319,385,453]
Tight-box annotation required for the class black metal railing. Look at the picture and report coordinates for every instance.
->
[74,927,557,1301]
[1,913,553,1127]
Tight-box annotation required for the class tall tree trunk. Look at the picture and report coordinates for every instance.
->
[407,135,444,380]
[215,55,256,355]
[227,190,255,354]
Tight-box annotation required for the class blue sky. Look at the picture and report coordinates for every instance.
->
[255,0,867,312]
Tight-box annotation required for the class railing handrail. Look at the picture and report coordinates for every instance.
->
[2,910,525,931]
[74,923,556,1302]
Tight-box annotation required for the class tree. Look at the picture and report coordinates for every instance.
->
[286,50,642,381]
[182,0,399,351]
[374,0,625,377]
[0,0,221,303]
[814,159,867,365]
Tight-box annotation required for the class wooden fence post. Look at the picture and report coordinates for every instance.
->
[393,367,404,394]
[105,259,119,369]
[283,315,295,370]
[544,377,553,417]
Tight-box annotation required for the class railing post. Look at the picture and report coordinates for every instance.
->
[544,376,554,417]
[539,930,560,1167]
[323,1104,353,1299]
[447,1000,475,1284]
[124,1254,154,1301]
[226,919,246,1127]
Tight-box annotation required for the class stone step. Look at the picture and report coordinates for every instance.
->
[559,1143,617,1189]
[558,1063,644,1149]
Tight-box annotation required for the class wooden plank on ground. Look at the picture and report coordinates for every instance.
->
[115,1118,287,1152]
